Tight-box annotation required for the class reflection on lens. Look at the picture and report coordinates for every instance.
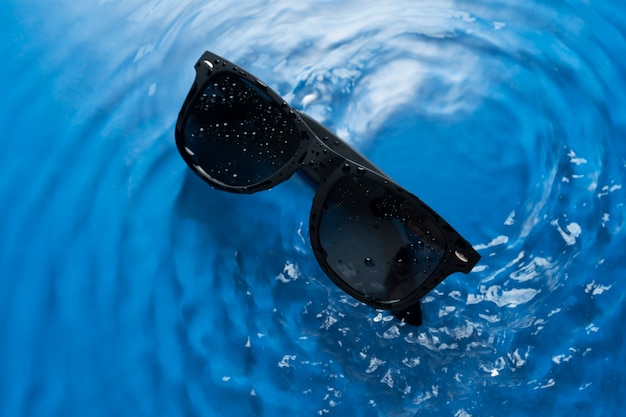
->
[318,174,446,302]
[183,73,301,186]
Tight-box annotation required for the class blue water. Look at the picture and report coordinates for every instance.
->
[1,0,625,416]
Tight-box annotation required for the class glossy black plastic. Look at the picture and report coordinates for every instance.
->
[175,51,481,325]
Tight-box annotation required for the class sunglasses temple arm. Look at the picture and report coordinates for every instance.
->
[297,112,389,179]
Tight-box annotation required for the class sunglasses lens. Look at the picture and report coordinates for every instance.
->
[182,73,301,187]
[318,174,446,303]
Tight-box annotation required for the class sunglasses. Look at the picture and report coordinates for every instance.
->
[175,51,480,326]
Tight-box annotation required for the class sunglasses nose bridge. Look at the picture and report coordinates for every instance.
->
[298,136,348,185]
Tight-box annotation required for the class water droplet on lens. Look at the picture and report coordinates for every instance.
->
[364,257,376,267]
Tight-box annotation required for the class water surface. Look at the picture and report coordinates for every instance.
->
[1,0,625,416]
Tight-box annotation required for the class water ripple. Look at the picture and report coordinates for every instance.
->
[2,0,625,416]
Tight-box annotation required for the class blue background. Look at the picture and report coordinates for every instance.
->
[1,0,625,416]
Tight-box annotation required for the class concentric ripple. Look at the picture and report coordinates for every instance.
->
[1,0,625,416]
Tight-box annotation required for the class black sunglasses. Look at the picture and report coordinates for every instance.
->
[175,51,480,326]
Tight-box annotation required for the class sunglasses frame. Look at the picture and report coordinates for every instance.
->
[175,51,480,324]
